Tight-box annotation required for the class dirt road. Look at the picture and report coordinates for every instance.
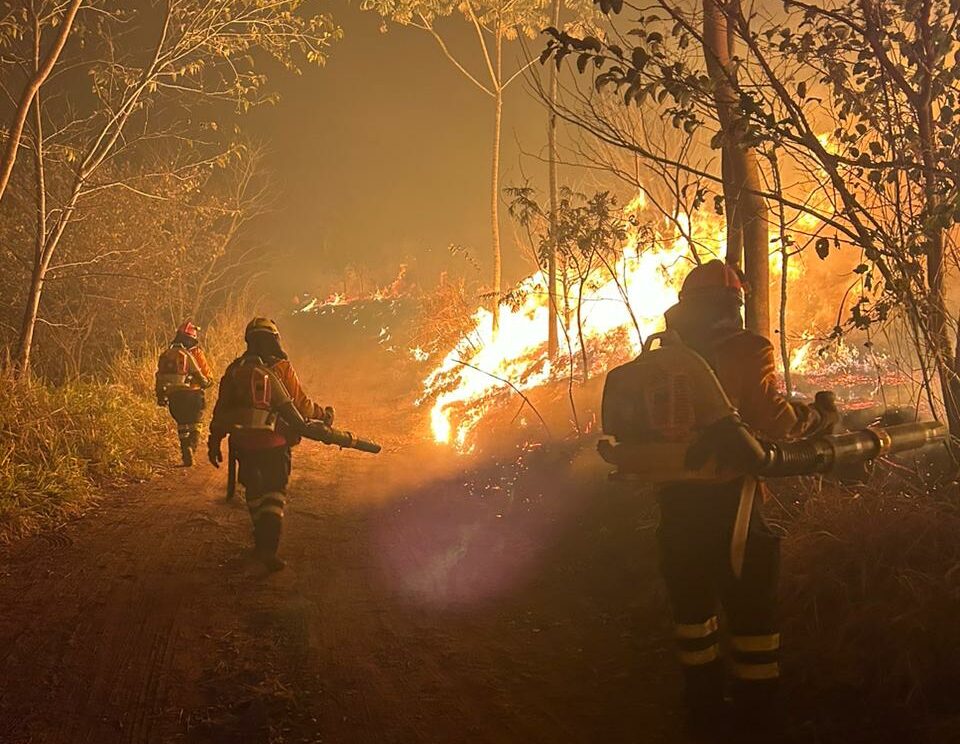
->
[0,431,688,743]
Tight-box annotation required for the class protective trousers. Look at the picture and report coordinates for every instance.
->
[657,480,780,717]
[168,390,204,465]
[235,445,291,560]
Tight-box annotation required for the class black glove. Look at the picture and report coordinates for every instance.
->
[811,390,841,435]
[685,415,768,475]
[208,435,224,468]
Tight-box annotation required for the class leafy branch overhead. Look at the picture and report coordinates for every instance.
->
[6,0,343,374]
[540,0,960,427]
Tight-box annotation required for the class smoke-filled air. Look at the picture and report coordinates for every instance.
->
[1,1,959,742]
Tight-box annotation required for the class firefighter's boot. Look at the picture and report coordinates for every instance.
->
[681,658,727,731]
[731,679,782,740]
[179,437,193,466]
[730,630,781,737]
[178,425,195,466]
[254,513,286,572]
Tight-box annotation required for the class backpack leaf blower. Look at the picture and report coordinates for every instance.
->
[597,333,948,483]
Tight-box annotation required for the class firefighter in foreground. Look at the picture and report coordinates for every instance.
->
[156,321,213,466]
[653,262,835,727]
[207,318,335,571]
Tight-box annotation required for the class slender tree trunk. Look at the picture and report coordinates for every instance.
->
[491,37,503,333]
[741,149,770,335]
[16,7,50,377]
[915,0,960,432]
[546,0,561,357]
[769,150,792,395]
[721,147,743,266]
[18,261,48,376]
[15,6,169,373]
[703,0,769,336]
[0,0,82,210]
[576,278,589,381]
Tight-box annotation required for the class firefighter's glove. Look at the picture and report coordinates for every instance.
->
[811,390,841,435]
[207,435,224,468]
[685,415,768,475]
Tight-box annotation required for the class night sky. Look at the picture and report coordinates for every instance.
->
[246,0,557,302]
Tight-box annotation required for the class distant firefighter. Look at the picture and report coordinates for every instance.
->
[156,320,213,466]
[652,262,836,730]
[207,317,334,572]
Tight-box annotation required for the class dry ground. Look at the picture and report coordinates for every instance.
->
[0,416,696,743]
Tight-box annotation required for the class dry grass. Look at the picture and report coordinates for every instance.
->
[774,474,960,741]
[0,298,267,544]
[0,359,171,543]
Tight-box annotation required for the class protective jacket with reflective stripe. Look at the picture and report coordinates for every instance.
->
[210,354,322,450]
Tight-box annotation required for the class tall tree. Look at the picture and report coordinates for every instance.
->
[543,0,960,430]
[363,0,549,332]
[13,0,339,374]
[0,0,83,210]
[701,0,768,335]
[546,0,562,356]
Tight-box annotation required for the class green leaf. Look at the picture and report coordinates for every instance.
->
[631,46,649,70]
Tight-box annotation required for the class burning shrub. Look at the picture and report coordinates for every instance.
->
[411,275,476,360]
[777,477,960,741]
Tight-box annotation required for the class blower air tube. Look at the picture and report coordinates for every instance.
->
[760,421,947,477]
[309,423,382,454]
[275,400,382,454]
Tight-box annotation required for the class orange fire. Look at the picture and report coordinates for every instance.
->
[415,188,840,451]
[420,196,757,450]
[298,264,410,313]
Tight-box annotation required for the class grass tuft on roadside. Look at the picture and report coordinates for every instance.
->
[0,367,171,543]
[777,477,960,742]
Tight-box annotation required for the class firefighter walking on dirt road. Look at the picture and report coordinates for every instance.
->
[156,321,213,467]
[656,261,837,733]
[207,317,333,572]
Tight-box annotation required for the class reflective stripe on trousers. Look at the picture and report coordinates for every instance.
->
[731,633,780,681]
[177,423,199,437]
[675,615,720,667]
[246,491,286,522]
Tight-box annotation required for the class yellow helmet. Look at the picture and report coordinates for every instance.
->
[245,317,280,339]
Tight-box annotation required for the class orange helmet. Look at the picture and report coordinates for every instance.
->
[178,320,199,339]
[679,260,746,303]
